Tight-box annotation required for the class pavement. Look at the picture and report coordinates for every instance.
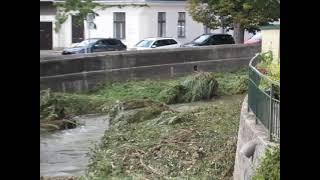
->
[40,50,63,59]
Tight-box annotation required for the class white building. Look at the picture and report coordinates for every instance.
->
[40,0,252,50]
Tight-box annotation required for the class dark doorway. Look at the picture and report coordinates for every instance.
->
[72,15,84,43]
[40,22,53,50]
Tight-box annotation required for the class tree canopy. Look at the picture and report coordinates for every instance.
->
[187,0,280,43]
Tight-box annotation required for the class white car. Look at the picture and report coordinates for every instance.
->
[130,37,181,50]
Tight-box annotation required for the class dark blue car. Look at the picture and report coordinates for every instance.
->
[62,38,127,55]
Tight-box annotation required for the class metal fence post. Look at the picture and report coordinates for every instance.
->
[269,84,274,141]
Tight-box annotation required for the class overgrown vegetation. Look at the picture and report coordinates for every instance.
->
[40,89,107,131]
[255,51,280,97]
[257,51,280,82]
[158,70,248,104]
[41,70,250,179]
[158,72,219,104]
[84,95,244,179]
[40,69,248,131]
[252,145,280,180]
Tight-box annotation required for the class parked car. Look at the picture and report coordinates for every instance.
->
[62,38,127,55]
[130,37,181,50]
[244,33,262,44]
[183,33,235,47]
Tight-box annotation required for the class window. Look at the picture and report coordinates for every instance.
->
[163,40,171,46]
[193,34,211,44]
[107,39,120,45]
[168,39,177,45]
[72,15,84,43]
[177,12,186,38]
[158,12,166,37]
[207,36,216,45]
[153,40,166,47]
[212,35,221,44]
[113,12,125,39]
[74,39,98,47]
[136,40,154,47]
[96,40,105,45]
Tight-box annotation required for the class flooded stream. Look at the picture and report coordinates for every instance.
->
[40,94,244,177]
[40,114,109,177]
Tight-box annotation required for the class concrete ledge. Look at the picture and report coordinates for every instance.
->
[40,44,260,77]
[40,44,261,92]
[233,95,273,180]
[40,57,251,92]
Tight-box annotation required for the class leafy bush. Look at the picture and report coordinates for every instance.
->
[252,145,280,180]
[158,72,219,104]
[214,69,249,95]
[40,89,66,121]
[182,72,219,102]
[257,51,280,82]
[40,89,108,131]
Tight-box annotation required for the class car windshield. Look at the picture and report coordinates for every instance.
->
[135,40,154,47]
[74,39,98,47]
[193,35,211,44]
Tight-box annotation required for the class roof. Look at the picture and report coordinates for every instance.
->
[203,33,233,36]
[141,37,178,41]
[260,24,280,30]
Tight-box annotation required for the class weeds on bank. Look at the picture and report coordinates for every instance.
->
[85,95,244,179]
[40,69,248,132]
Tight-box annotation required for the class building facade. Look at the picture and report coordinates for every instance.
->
[40,0,252,50]
[261,24,280,61]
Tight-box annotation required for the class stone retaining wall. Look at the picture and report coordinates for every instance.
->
[40,44,260,92]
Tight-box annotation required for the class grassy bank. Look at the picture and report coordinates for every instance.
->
[84,95,244,179]
[40,69,249,179]
[40,69,247,117]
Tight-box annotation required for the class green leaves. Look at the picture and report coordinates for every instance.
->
[187,0,280,31]
[257,51,280,82]
[252,145,280,180]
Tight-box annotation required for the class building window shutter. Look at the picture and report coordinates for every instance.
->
[113,12,126,39]
[158,12,166,37]
[177,12,186,38]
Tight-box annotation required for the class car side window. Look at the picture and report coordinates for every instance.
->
[152,41,159,47]
[153,40,165,47]
[164,40,172,45]
[223,35,233,43]
[95,40,106,46]
[102,40,113,46]
[95,40,104,46]
[169,39,177,44]
[207,36,217,45]
[108,39,119,45]
[213,35,222,41]
[220,35,227,41]
[227,35,235,42]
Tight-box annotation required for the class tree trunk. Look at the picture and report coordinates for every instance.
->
[233,22,245,44]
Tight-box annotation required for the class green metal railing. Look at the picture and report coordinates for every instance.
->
[248,54,280,142]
